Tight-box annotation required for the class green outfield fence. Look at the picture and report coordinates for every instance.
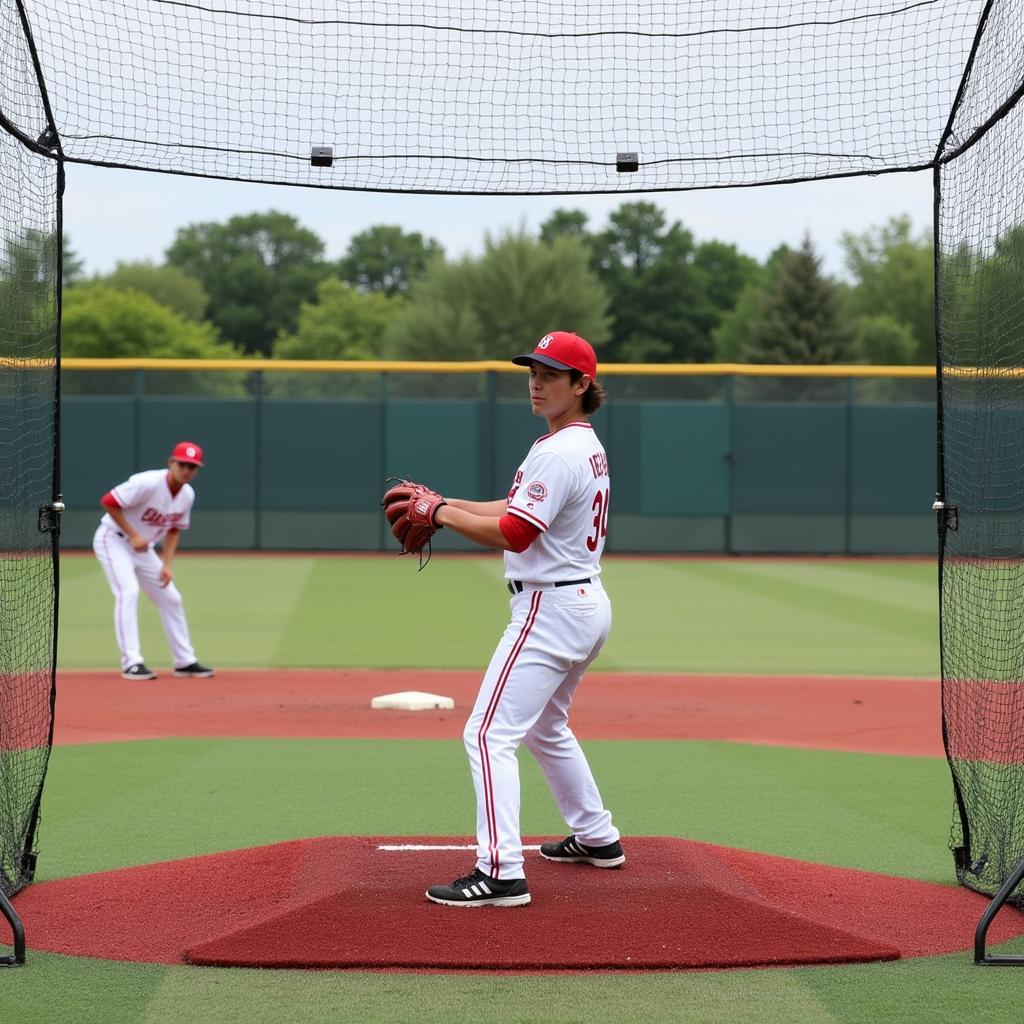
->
[58,359,937,554]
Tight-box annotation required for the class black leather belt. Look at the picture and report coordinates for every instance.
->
[507,577,592,595]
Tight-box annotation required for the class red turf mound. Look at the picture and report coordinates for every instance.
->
[14,837,1024,970]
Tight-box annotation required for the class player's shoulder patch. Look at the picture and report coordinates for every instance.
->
[525,480,548,502]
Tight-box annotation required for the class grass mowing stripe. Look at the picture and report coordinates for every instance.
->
[6,946,1024,1024]
[0,953,166,1024]
[56,555,940,675]
[594,741,953,881]
[58,555,103,583]
[679,561,937,643]
[38,738,955,884]
[597,559,934,676]
[202,556,317,667]
[720,559,937,614]
[57,560,123,669]
[137,958,838,1024]
[57,555,318,669]
[268,556,510,669]
[652,561,938,677]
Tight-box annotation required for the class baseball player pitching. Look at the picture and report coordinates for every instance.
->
[383,331,622,907]
[92,441,214,681]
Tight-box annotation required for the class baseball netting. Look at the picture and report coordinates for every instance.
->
[0,0,61,909]
[935,1,1024,903]
[2,0,1024,914]
[5,0,985,193]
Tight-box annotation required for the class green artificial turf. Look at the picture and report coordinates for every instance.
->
[58,554,940,676]
[36,738,952,884]
[3,948,1024,1024]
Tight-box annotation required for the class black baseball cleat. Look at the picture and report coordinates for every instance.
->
[173,662,215,678]
[540,835,626,868]
[426,868,531,907]
[121,663,157,681]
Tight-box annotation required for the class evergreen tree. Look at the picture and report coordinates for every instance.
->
[740,235,856,364]
[712,246,790,361]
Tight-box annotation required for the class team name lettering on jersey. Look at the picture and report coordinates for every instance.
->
[141,508,185,526]
[507,469,524,504]
[102,469,194,544]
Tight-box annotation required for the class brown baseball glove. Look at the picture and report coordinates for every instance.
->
[381,478,447,558]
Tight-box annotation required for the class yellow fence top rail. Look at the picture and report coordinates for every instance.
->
[56,358,939,378]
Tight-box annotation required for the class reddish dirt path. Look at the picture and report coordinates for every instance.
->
[53,669,944,757]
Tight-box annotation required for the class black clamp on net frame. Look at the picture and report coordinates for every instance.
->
[932,498,958,533]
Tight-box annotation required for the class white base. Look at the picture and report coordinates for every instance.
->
[370,690,455,711]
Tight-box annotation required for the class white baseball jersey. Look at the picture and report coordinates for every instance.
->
[504,422,609,583]
[102,470,194,544]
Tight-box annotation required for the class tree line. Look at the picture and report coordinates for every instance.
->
[41,203,939,367]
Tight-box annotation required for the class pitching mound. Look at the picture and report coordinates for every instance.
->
[15,837,1023,970]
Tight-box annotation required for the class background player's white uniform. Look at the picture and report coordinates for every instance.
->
[464,421,619,880]
[93,470,199,671]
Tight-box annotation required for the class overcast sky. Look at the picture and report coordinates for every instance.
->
[64,162,934,281]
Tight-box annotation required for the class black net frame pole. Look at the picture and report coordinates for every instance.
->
[22,155,64,882]
[930,0,982,896]
[0,0,65,967]
[975,855,1024,965]
[13,0,63,157]
[0,887,25,967]
[931,157,971,873]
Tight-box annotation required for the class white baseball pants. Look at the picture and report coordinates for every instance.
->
[465,579,618,880]
[92,524,197,670]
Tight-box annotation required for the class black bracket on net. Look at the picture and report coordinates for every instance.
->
[310,145,334,167]
[37,496,64,534]
[932,498,958,533]
[35,126,59,153]
[616,151,639,173]
[975,854,1024,965]
[0,888,26,967]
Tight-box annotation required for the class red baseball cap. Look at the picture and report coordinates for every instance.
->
[512,331,598,379]
[170,441,204,466]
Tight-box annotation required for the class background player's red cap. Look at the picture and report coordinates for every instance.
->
[170,441,204,466]
[512,331,598,379]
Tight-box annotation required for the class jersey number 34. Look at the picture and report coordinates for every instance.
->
[587,488,610,552]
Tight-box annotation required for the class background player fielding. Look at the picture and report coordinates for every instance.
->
[92,441,214,681]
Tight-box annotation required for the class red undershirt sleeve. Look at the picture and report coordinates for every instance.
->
[499,512,541,553]
[100,491,122,510]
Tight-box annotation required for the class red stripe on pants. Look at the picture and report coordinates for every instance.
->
[477,590,542,878]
